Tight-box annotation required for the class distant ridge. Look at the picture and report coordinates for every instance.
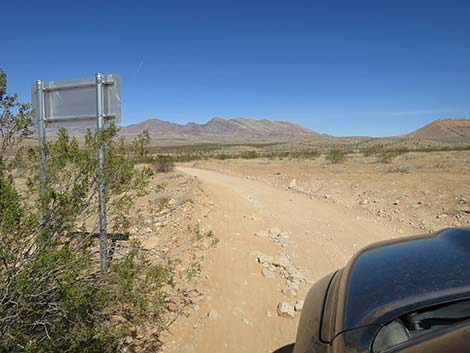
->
[39,117,470,145]
[405,118,470,139]
[120,117,319,143]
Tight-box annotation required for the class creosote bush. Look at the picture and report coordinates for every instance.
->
[377,151,400,164]
[152,155,175,173]
[326,149,348,164]
[0,69,172,352]
[239,150,260,159]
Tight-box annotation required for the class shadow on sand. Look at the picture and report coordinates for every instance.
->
[272,343,294,353]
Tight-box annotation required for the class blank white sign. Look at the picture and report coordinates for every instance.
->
[32,74,121,129]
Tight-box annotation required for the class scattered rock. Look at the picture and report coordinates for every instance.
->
[208,309,221,320]
[201,238,213,249]
[256,253,274,265]
[273,255,291,269]
[294,300,304,312]
[281,287,298,298]
[254,230,269,238]
[277,301,295,319]
[288,179,297,189]
[287,270,306,284]
[261,268,275,279]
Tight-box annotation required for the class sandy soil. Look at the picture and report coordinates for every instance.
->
[160,169,413,352]
[191,151,470,233]
[158,151,470,353]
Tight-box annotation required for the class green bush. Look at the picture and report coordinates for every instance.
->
[213,153,231,160]
[362,145,385,157]
[377,151,400,164]
[0,129,171,352]
[239,150,259,159]
[131,130,151,161]
[152,155,175,173]
[289,150,320,159]
[326,149,348,164]
[0,70,171,352]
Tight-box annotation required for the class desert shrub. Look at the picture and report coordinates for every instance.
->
[213,153,231,160]
[0,70,32,155]
[173,153,202,162]
[326,149,348,164]
[377,151,400,164]
[289,150,320,159]
[152,155,175,173]
[385,166,411,174]
[363,145,410,158]
[131,130,151,161]
[0,70,171,352]
[362,145,385,157]
[0,128,170,352]
[239,150,260,159]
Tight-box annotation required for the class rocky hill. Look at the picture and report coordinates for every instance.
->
[405,118,470,139]
[120,117,318,143]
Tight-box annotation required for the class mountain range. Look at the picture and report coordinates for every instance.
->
[120,117,319,143]
[41,117,470,144]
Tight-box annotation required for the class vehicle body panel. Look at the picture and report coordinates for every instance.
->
[293,228,470,353]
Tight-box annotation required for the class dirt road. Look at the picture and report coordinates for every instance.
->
[163,167,412,353]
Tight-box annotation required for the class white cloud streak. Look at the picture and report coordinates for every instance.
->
[135,59,145,75]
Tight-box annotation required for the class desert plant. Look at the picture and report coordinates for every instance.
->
[213,153,231,160]
[131,129,151,161]
[239,150,259,159]
[377,151,400,164]
[0,128,170,352]
[0,69,33,167]
[385,166,411,174]
[0,70,171,352]
[362,145,385,157]
[152,155,175,173]
[326,149,347,164]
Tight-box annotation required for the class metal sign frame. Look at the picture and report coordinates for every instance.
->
[32,73,121,272]
[32,74,121,128]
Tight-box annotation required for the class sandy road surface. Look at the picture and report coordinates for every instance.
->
[163,167,411,353]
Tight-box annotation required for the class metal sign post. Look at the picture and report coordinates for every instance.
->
[32,73,121,272]
[95,73,108,272]
[35,80,47,207]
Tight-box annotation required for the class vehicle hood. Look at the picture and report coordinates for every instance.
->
[337,228,470,334]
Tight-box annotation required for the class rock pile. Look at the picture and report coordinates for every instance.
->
[255,252,306,288]
[253,225,311,319]
[277,301,295,319]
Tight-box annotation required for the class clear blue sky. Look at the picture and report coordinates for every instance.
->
[2,0,470,136]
